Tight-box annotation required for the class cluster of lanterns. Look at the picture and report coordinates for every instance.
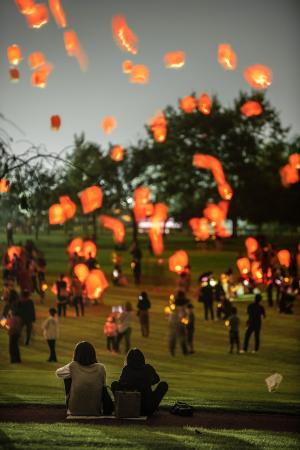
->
[67,238,97,259]
[102,116,117,135]
[280,153,300,187]
[164,51,185,69]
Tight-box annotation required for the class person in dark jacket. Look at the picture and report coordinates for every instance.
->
[111,348,168,416]
[199,283,214,320]
[19,289,36,345]
[137,291,151,337]
[243,294,266,353]
[228,306,240,354]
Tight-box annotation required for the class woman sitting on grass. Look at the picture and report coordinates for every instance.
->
[56,341,112,416]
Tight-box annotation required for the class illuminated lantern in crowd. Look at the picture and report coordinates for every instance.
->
[198,93,212,115]
[64,30,88,71]
[50,115,61,131]
[130,65,149,84]
[245,237,259,258]
[82,240,97,260]
[102,116,117,134]
[49,204,66,225]
[180,96,197,113]
[122,60,133,74]
[49,0,67,28]
[244,64,272,90]
[280,164,299,187]
[240,101,263,117]
[164,51,185,69]
[59,196,76,219]
[169,250,188,274]
[79,186,103,214]
[149,111,167,143]
[7,246,22,262]
[277,249,291,268]
[25,3,49,29]
[218,43,237,70]
[85,269,109,299]
[73,263,89,283]
[7,45,22,65]
[28,52,45,69]
[218,182,233,200]
[236,257,250,276]
[112,15,138,55]
[203,203,224,225]
[67,237,84,256]
[31,62,53,88]
[189,217,210,241]
[110,146,124,162]
[0,179,10,193]
[288,153,300,170]
[9,68,20,82]
[149,203,168,256]
[251,261,263,283]
[99,215,125,244]
[15,0,35,14]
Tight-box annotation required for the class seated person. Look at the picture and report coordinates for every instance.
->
[56,341,112,416]
[111,348,168,416]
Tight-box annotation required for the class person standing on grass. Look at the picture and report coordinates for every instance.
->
[18,289,36,346]
[243,294,266,353]
[116,302,133,353]
[228,306,240,354]
[56,274,69,317]
[198,280,214,321]
[7,309,22,363]
[71,274,85,317]
[168,306,188,356]
[103,314,117,352]
[137,291,151,337]
[186,303,195,354]
[42,308,59,362]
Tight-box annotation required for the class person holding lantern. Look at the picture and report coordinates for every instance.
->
[116,302,133,353]
[42,308,59,362]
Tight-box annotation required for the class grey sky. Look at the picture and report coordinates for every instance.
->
[1,0,300,155]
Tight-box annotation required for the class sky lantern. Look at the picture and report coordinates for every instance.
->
[85,269,109,299]
[28,51,45,70]
[0,179,10,193]
[198,93,212,115]
[64,30,88,71]
[73,263,89,283]
[180,96,197,114]
[133,186,152,222]
[164,51,185,69]
[7,246,22,262]
[99,215,125,244]
[9,68,20,82]
[169,250,188,274]
[49,0,67,28]
[245,237,259,258]
[110,146,124,162]
[82,240,97,259]
[67,238,84,256]
[25,3,49,29]
[50,115,61,131]
[7,45,22,66]
[280,164,299,187]
[217,43,237,70]
[193,154,226,185]
[15,0,35,14]
[59,196,76,219]
[218,182,233,200]
[112,15,138,55]
[203,203,223,225]
[130,64,149,84]
[79,186,103,214]
[102,116,117,134]
[240,101,263,117]
[122,60,133,74]
[251,261,263,283]
[149,111,167,143]
[277,249,291,268]
[288,153,300,170]
[149,203,168,256]
[244,64,272,90]
[31,62,53,88]
[236,257,250,276]
[189,217,210,241]
[49,204,66,225]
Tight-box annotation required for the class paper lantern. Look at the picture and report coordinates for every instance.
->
[193,154,226,185]
[9,68,20,82]
[149,111,167,143]
[169,250,188,274]
[59,196,76,219]
[122,60,133,74]
[25,3,49,29]
[245,237,259,257]
[198,93,212,115]
[218,182,233,200]
[64,30,88,71]
[7,45,22,66]
[288,153,300,170]
[0,179,10,193]
[134,186,151,205]
[277,249,291,268]
[73,263,89,283]
[31,63,53,88]
[189,217,210,241]
[112,15,138,55]
[203,203,223,224]
[149,203,168,256]
[130,65,149,84]
[240,101,263,117]
[82,240,97,260]
[49,204,66,225]
[218,44,237,70]
[102,116,117,134]
[244,64,272,90]
[251,261,263,283]
[111,146,124,162]
[7,246,22,262]
[67,238,84,256]
[164,51,185,69]
[15,0,35,14]
[99,215,125,244]
[49,0,67,28]
[28,51,45,69]
[145,203,155,216]
[85,269,108,299]
[280,164,299,187]
[180,96,197,114]
[79,186,103,214]
[51,115,61,131]
[236,257,250,276]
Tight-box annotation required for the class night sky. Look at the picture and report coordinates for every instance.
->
[1,0,300,155]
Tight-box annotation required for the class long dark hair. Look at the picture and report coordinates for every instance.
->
[126,348,145,368]
[73,341,97,366]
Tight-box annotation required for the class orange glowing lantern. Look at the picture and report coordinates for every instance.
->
[189,217,210,241]
[73,263,89,283]
[180,96,197,114]
[203,203,223,224]
[49,0,67,28]
[198,93,212,115]
[164,51,185,69]
[134,186,151,206]
[15,0,35,14]
[9,68,20,82]
[193,154,226,185]
[99,215,125,244]
[7,246,22,262]
[280,164,299,187]
[67,238,84,256]
[112,15,138,55]
[79,186,103,214]
[111,146,124,162]
[59,196,76,219]
[64,30,88,71]
[82,240,97,260]
[0,179,10,193]
[245,237,259,258]
[122,60,133,74]
[7,45,22,66]
[218,182,233,200]
[277,249,291,268]
[49,204,66,225]
[28,52,45,69]
[288,153,300,170]
[130,64,149,84]
[102,116,117,134]
[169,250,189,274]
[240,101,263,117]
[149,111,167,143]
[25,3,49,29]
[251,261,263,283]
[31,63,53,88]
[149,203,168,256]
[244,64,272,90]
[145,203,154,216]
[85,269,109,299]
[50,115,61,131]
[218,43,237,70]
[236,257,251,276]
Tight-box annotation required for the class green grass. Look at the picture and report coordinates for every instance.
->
[0,423,299,450]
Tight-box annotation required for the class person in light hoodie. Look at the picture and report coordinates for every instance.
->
[42,307,59,362]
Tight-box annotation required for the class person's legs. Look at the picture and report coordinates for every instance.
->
[47,339,57,361]
[25,322,32,345]
[267,283,273,307]
[187,328,194,353]
[254,327,260,351]
[10,334,21,363]
[111,381,121,395]
[243,327,253,352]
[57,302,62,317]
[116,331,124,352]
[73,298,79,317]
[124,327,132,353]
[209,302,214,320]
[142,382,168,416]
[235,333,240,353]
[63,303,67,317]
[229,333,234,353]
[169,328,177,356]
[204,303,208,320]
[79,296,84,316]
[179,325,188,355]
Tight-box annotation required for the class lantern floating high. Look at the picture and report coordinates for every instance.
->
[79,186,103,214]
[67,237,84,256]
[169,250,188,274]
[49,0,67,28]
[240,101,263,117]
[244,64,272,90]
[198,93,212,115]
[203,203,224,225]
[82,240,97,260]
[277,249,291,268]
[7,45,22,66]
[31,62,53,88]
[180,96,197,114]
[164,51,185,69]
[236,257,250,276]
[15,0,35,14]
[251,261,263,283]
[85,269,109,299]
[110,146,124,162]
[102,116,117,134]
[64,30,88,71]
[99,215,125,244]
[28,52,45,70]
[25,3,49,29]
[49,204,66,225]
[122,60,133,74]
[149,203,168,256]
[218,43,237,70]
[112,15,138,55]
[149,111,167,143]
[59,196,76,219]
[288,153,300,170]
[130,64,149,84]
[189,217,210,241]
[73,263,89,283]
[9,68,20,82]
[0,179,10,193]
[280,164,299,187]
[51,115,61,131]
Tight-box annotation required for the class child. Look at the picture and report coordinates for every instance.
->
[228,306,240,354]
[103,314,117,352]
[42,308,59,362]
[186,303,195,353]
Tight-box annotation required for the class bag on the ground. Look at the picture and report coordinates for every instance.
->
[115,391,141,418]
[170,401,194,417]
